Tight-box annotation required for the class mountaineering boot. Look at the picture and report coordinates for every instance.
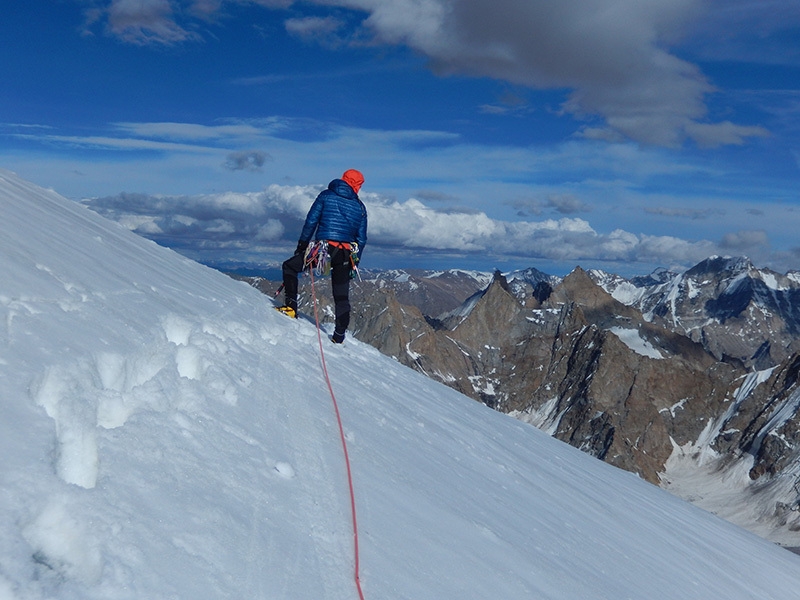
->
[330,330,345,344]
[275,305,297,319]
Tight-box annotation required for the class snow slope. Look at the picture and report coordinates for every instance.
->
[2,168,800,599]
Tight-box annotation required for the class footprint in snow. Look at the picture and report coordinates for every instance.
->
[274,462,295,479]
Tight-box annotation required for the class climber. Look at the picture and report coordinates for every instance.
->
[276,169,368,344]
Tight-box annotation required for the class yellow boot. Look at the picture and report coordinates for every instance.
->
[275,305,297,318]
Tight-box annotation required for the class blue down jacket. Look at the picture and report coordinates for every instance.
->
[299,178,368,255]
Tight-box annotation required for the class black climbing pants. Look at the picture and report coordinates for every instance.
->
[282,245,352,334]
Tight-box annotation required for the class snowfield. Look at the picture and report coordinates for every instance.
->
[2,168,800,599]
[608,326,665,359]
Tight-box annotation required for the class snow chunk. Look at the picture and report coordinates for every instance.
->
[162,314,193,346]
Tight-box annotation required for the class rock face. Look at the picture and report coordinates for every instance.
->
[237,257,800,543]
[711,354,800,480]
[416,268,743,483]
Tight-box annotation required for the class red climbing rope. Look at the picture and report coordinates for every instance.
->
[308,268,366,600]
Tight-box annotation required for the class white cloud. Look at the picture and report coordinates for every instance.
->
[113,121,276,142]
[83,0,293,44]
[9,132,214,154]
[81,184,728,271]
[368,198,504,250]
[636,234,717,264]
[255,219,285,241]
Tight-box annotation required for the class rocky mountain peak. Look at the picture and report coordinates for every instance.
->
[686,255,754,278]
[505,266,561,303]
[546,266,642,329]
[557,266,610,300]
[455,274,522,335]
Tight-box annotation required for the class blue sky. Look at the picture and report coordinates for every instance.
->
[2,0,799,276]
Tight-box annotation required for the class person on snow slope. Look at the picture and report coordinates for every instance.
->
[276,169,368,344]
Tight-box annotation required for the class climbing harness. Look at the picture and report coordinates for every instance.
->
[305,240,361,281]
[308,265,366,600]
[304,240,330,276]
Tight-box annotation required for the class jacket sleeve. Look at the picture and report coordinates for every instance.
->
[356,206,368,258]
[299,194,324,243]
[356,208,367,248]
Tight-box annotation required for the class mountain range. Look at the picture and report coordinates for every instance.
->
[244,255,800,546]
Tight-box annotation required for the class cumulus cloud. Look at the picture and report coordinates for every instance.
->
[83,188,295,251]
[636,234,717,265]
[82,184,724,271]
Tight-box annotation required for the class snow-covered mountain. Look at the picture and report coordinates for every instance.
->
[505,265,560,300]
[591,256,800,368]
[3,168,800,599]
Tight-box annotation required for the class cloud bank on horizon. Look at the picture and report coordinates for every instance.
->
[3,0,800,275]
[82,183,777,276]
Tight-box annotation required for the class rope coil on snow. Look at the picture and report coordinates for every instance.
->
[308,268,366,600]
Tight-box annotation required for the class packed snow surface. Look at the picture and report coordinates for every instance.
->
[2,168,800,599]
